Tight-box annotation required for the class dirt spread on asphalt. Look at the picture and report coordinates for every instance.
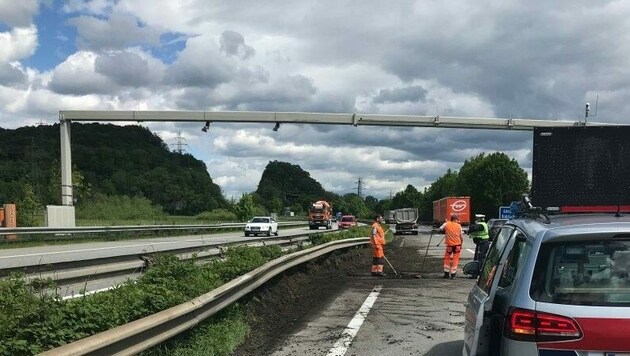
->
[232,236,446,356]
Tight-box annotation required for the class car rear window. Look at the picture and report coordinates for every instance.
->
[530,239,630,306]
[341,217,354,222]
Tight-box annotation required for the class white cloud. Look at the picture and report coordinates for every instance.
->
[0,0,40,27]
[68,12,161,50]
[48,51,115,95]
[6,0,630,200]
[62,0,115,15]
[0,26,38,63]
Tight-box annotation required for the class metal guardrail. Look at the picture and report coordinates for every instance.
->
[16,234,315,287]
[41,237,369,356]
[0,221,307,237]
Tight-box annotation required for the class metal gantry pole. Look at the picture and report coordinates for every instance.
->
[60,116,73,206]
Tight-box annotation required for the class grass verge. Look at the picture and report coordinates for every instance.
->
[0,227,370,355]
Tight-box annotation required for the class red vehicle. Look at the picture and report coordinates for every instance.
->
[338,215,357,229]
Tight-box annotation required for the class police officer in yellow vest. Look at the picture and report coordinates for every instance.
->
[468,214,490,278]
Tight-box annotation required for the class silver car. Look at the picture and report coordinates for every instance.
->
[463,213,630,355]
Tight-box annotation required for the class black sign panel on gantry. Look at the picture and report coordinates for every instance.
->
[531,125,630,208]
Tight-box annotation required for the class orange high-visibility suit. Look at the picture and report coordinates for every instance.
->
[439,220,463,277]
[370,221,386,275]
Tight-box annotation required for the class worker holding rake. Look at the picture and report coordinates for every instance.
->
[438,213,464,279]
[370,214,387,277]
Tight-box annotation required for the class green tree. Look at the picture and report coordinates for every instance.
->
[456,152,529,218]
[332,195,350,215]
[343,193,370,218]
[234,193,255,221]
[17,182,42,226]
[391,185,422,209]
[49,162,92,205]
[421,169,460,220]
[268,196,284,214]
[364,195,379,214]
[255,161,334,212]
[0,123,227,215]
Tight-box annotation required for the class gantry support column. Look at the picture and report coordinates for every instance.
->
[60,116,73,206]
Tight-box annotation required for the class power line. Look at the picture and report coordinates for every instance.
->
[356,177,363,199]
[170,131,188,154]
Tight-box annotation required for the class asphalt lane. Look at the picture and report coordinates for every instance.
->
[270,228,478,356]
[0,224,332,269]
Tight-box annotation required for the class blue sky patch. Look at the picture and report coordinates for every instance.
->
[22,1,78,71]
[149,32,188,64]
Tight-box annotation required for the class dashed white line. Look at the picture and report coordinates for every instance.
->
[326,285,382,356]
[466,248,475,254]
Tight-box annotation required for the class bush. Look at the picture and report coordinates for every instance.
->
[195,209,237,223]
[76,194,165,221]
[309,226,371,245]
[0,245,286,355]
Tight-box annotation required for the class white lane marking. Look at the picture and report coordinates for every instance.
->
[400,237,405,248]
[0,239,212,260]
[466,249,475,254]
[326,285,382,356]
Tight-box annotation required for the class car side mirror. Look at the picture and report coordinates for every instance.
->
[463,261,479,276]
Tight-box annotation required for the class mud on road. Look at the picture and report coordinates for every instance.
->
[233,234,472,356]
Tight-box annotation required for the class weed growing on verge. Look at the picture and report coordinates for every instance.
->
[0,229,360,355]
[309,226,370,245]
[0,247,280,355]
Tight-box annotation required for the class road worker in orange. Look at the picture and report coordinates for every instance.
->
[370,214,386,277]
[439,213,464,279]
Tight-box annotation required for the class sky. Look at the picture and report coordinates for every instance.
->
[1,0,630,200]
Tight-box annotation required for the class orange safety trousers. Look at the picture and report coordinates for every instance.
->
[443,245,462,274]
[370,222,385,274]
[371,246,384,273]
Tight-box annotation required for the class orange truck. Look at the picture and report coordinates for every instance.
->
[433,196,470,226]
[309,200,333,230]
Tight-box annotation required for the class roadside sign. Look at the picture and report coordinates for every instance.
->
[499,206,514,219]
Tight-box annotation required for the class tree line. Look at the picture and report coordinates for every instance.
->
[1,123,529,225]
[248,154,529,221]
[0,123,227,225]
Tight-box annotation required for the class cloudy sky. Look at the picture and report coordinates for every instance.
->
[1,0,629,200]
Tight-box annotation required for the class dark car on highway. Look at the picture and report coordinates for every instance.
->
[463,212,630,355]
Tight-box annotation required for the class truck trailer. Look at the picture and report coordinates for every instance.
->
[433,196,470,226]
[384,210,396,224]
[394,208,419,235]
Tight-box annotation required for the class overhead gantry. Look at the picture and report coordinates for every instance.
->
[55,110,609,225]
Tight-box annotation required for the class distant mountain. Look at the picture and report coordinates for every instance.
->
[254,161,335,211]
[0,123,226,215]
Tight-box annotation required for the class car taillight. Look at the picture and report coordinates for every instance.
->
[505,308,582,342]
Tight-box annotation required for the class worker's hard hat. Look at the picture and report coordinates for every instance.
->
[475,214,485,220]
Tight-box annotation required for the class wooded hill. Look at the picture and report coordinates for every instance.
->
[254,161,336,213]
[0,123,226,215]
[1,122,530,223]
